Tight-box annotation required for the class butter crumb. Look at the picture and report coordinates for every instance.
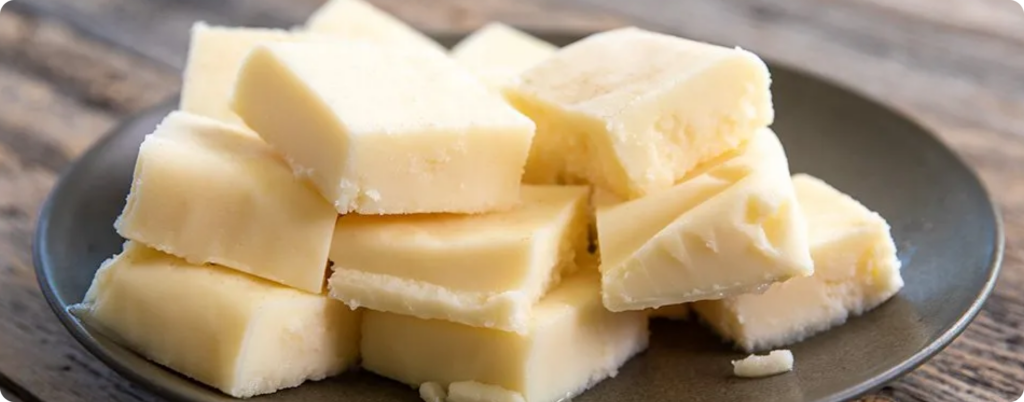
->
[419,382,446,402]
[731,349,794,378]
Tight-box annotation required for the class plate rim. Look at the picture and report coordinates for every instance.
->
[32,31,1005,402]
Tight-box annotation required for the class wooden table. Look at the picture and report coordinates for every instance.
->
[0,0,1020,401]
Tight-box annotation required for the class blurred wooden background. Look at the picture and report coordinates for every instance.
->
[0,0,1022,401]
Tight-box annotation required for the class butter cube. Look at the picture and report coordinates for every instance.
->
[115,112,337,294]
[447,382,526,402]
[597,128,813,312]
[328,185,590,333]
[73,242,361,398]
[507,27,774,199]
[305,0,444,53]
[693,174,904,351]
[361,271,649,402]
[232,42,536,214]
[451,23,557,91]
[181,23,314,127]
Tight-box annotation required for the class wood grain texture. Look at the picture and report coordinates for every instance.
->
[0,0,1020,401]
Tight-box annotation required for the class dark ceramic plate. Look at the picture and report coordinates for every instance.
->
[34,33,1003,402]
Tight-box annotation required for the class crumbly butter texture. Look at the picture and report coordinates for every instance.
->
[328,185,590,333]
[506,27,774,199]
[73,242,361,398]
[693,174,904,351]
[361,271,649,402]
[232,42,536,214]
[451,23,557,91]
[305,0,444,53]
[597,128,813,312]
[180,23,314,127]
[732,350,794,378]
[114,112,337,293]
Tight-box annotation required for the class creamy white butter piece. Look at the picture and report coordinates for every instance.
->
[506,27,774,199]
[361,271,649,402]
[73,242,361,398]
[597,128,813,312]
[420,382,447,402]
[180,23,316,127]
[693,174,904,351]
[328,185,590,333]
[447,382,526,402]
[115,111,337,293]
[451,23,557,91]
[305,0,444,53]
[232,42,536,214]
[732,350,794,378]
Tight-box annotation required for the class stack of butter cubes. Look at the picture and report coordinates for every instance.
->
[72,0,905,400]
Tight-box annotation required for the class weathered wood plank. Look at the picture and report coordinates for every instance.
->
[0,6,179,115]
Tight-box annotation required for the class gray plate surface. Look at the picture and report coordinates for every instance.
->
[34,33,1003,402]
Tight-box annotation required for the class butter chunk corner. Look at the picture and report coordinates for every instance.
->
[328,184,591,332]
[76,242,360,398]
[693,173,903,351]
[451,23,557,91]
[232,42,535,214]
[114,111,337,293]
[508,27,774,198]
[598,128,813,312]
[305,0,444,53]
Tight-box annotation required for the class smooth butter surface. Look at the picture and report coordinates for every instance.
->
[232,42,536,214]
[507,27,774,199]
[180,23,316,127]
[598,128,813,312]
[451,23,557,91]
[329,185,589,333]
[73,242,360,398]
[361,271,649,402]
[114,111,337,294]
[305,0,444,53]
[693,174,904,351]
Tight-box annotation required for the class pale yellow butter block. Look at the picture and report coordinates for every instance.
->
[361,271,649,402]
[72,242,361,398]
[328,185,590,333]
[451,23,557,91]
[232,42,536,215]
[692,174,904,351]
[180,23,318,127]
[305,0,444,53]
[597,128,813,312]
[114,112,337,294]
[507,27,774,199]
[732,350,794,378]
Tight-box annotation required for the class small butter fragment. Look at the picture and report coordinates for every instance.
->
[180,23,314,127]
[731,350,794,378]
[361,271,649,402]
[73,242,361,398]
[507,27,774,199]
[114,112,337,293]
[305,0,444,53]
[447,382,526,402]
[420,382,447,402]
[598,128,813,312]
[329,185,590,333]
[693,174,904,351]
[232,42,536,214]
[451,23,557,91]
